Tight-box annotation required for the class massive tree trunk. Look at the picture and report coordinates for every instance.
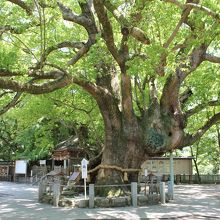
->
[88,63,186,186]
[91,65,145,184]
[93,84,186,185]
[97,100,143,184]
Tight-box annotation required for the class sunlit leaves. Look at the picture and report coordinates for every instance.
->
[0,44,19,69]
[0,0,219,164]
[1,84,104,160]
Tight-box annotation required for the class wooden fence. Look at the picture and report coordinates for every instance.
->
[179,174,220,184]
[162,174,220,184]
[140,174,220,184]
[0,175,13,182]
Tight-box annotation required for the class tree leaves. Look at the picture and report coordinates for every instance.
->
[0,0,219,165]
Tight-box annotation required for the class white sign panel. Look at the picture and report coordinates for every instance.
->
[81,158,88,179]
[40,160,46,165]
[144,169,148,177]
[15,160,27,174]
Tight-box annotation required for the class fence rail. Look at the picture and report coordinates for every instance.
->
[180,174,220,184]
[1,174,220,184]
[160,174,220,184]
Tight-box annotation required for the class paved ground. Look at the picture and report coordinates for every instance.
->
[0,182,220,220]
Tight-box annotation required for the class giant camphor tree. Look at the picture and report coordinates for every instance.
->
[0,0,220,184]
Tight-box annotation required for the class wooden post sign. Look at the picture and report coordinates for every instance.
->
[81,158,89,199]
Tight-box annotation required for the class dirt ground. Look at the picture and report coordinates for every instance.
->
[0,182,220,219]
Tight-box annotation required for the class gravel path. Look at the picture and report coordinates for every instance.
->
[0,182,220,219]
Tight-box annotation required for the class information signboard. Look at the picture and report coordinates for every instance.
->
[40,160,46,165]
[81,158,89,199]
[15,160,27,174]
[81,158,88,179]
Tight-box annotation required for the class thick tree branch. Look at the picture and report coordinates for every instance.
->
[121,74,134,123]
[104,1,150,45]
[175,43,208,86]
[0,70,112,106]
[0,73,72,94]
[73,77,113,100]
[93,0,120,64]
[67,40,93,65]
[179,87,193,105]
[52,41,84,52]
[160,72,182,114]
[157,2,195,76]
[57,2,89,26]
[118,35,134,121]
[149,77,159,108]
[163,0,220,23]
[0,25,23,35]
[58,2,98,66]
[0,66,113,104]
[94,61,120,99]
[119,34,129,64]
[134,76,144,114]
[186,100,220,118]
[0,92,22,115]
[160,45,208,116]
[34,41,85,69]
[58,1,97,34]
[186,3,220,23]
[188,44,208,72]
[164,5,193,49]
[0,69,22,77]
[160,28,209,116]
[6,0,33,15]
[179,112,220,148]
[28,70,66,79]
[204,54,220,64]
[156,0,215,123]
[94,1,135,119]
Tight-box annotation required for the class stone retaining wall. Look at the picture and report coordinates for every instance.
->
[40,193,169,208]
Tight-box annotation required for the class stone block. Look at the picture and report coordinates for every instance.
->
[95,197,110,208]
[137,195,149,206]
[109,196,130,207]
[72,198,89,208]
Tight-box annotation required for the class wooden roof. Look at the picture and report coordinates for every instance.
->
[52,135,87,160]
